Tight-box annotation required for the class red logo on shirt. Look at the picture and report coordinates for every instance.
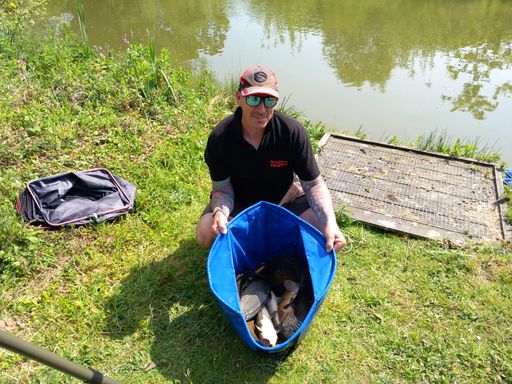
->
[270,160,288,168]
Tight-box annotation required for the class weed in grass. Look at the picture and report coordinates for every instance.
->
[0,0,47,43]
[505,185,512,224]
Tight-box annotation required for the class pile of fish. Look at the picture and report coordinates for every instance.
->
[237,255,313,347]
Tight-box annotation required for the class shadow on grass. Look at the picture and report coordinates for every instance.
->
[104,239,280,383]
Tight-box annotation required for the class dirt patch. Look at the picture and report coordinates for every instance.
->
[0,316,28,333]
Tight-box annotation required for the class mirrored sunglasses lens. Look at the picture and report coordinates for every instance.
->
[246,95,261,107]
[264,97,277,108]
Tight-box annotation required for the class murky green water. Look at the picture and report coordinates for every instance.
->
[47,0,512,164]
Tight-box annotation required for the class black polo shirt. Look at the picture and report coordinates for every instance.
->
[204,108,320,208]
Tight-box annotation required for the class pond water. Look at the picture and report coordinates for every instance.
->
[47,0,512,165]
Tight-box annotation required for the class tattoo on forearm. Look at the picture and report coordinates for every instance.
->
[211,177,234,216]
[300,176,336,227]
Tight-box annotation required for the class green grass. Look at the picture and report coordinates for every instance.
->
[1,18,512,384]
[373,131,503,166]
[414,131,503,165]
[505,186,512,225]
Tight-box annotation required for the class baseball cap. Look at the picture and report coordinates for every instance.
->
[239,65,279,98]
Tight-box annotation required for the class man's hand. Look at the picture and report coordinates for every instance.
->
[210,177,234,237]
[211,209,228,235]
[324,221,346,253]
[300,175,346,253]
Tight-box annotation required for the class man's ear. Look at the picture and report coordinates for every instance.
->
[235,91,242,106]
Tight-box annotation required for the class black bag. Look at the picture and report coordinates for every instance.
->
[16,168,136,228]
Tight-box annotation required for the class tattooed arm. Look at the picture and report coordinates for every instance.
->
[210,177,235,235]
[300,175,346,252]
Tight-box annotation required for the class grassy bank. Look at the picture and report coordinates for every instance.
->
[1,18,512,384]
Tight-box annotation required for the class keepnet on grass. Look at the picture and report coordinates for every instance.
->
[207,202,336,356]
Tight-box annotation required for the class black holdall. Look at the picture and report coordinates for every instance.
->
[16,168,136,228]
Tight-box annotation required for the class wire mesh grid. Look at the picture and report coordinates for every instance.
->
[317,135,505,241]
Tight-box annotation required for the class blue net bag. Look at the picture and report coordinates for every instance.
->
[207,201,336,356]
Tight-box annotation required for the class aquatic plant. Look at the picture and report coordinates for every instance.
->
[76,0,87,43]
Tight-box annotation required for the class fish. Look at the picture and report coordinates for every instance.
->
[237,273,271,320]
[293,293,311,323]
[255,306,278,347]
[278,280,299,310]
[284,279,299,293]
[246,319,258,340]
[279,305,302,340]
[255,255,304,295]
[266,290,281,331]
[277,280,301,341]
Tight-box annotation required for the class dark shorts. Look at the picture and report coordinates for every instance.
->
[201,195,310,218]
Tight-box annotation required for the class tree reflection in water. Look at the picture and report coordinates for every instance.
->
[443,42,512,120]
[248,0,512,118]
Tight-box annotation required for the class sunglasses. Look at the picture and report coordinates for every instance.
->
[245,95,278,108]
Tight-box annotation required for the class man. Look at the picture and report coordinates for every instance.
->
[196,65,345,252]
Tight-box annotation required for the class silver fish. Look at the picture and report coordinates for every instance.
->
[255,256,303,295]
[238,276,270,320]
[279,304,302,340]
[255,306,278,347]
[277,280,301,340]
[278,280,299,310]
[266,290,281,331]
[284,279,299,294]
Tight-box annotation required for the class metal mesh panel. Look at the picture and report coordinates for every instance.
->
[317,135,507,242]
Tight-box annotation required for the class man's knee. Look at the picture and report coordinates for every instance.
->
[196,214,215,248]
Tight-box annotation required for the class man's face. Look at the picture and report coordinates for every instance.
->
[236,92,275,131]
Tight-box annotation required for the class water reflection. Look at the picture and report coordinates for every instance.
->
[443,42,512,120]
[47,0,512,162]
[248,0,512,105]
[48,0,229,63]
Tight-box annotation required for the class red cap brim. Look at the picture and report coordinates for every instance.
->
[241,87,279,98]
